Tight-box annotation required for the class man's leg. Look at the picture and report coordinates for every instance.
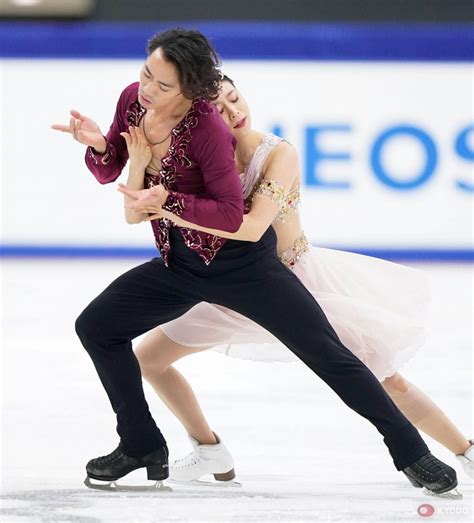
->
[75,258,199,458]
[209,264,428,471]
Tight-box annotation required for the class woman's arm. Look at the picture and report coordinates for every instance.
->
[142,141,300,241]
[120,126,152,224]
[157,203,267,241]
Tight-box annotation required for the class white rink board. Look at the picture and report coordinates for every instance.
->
[1,59,473,248]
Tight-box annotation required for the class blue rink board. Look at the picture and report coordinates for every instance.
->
[1,245,472,263]
[0,21,473,61]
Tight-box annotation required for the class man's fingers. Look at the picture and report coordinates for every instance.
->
[52,110,87,134]
[51,124,72,133]
[70,109,85,120]
[51,114,81,135]
[69,117,81,141]
[76,129,92,143]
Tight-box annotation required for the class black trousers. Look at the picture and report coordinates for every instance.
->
[75,227,429,470]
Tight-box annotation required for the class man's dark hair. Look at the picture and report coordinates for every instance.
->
[148,28,221,100]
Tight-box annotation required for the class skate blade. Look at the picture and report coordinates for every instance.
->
[423,486,463,500]
[169,478,242,488]
[84,476,172,492]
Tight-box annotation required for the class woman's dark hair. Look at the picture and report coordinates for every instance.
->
[220,74,235,87]
[148,28,221,100]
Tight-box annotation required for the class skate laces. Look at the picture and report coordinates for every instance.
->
[415,453,447,477]
[172,450,202,469]
[94,447,123,466]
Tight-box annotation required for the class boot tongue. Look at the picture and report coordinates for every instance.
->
[188,435,200,449]
[464,443,474,460]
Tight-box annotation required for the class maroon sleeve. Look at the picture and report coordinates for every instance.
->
[162,107,244,233]
[84,83,137,184]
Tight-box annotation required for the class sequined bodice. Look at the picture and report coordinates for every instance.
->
[276,187,301,222]
[242,134,301,225]
[242,134,309,268]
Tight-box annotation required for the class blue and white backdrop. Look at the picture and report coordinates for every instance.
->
[1,22,472,261]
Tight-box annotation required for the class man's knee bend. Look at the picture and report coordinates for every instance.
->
[75,309,90,340]
[75,305,106,345]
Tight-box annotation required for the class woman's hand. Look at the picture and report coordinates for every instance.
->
[118,183,168,218]
[120,126,152,171]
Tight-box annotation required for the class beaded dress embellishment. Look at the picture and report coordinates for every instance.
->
[243,134,308,269]
[252,179,287,208]
[275,187,300,222]
[278,233,310,269]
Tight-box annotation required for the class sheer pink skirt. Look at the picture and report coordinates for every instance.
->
[160,247,430,381]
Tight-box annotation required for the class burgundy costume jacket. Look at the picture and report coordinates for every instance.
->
[85,82,244,265]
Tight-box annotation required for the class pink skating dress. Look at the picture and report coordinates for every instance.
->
[160,134,430,381]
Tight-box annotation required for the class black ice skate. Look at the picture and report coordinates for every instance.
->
[84,445,171,491]
[403,452,462,500]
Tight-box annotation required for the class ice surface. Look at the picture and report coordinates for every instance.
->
[1,260,472,522]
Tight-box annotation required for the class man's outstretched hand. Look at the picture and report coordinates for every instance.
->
[52,110,107,152]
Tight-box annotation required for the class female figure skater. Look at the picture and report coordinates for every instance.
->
[119,77,472,492]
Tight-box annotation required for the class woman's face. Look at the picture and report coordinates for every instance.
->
[214,81,251,136]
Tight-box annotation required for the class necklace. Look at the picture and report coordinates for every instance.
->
[143,113,172,146]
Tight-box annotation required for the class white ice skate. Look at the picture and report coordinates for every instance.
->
[169,432,239,486]
[456,439,474,480]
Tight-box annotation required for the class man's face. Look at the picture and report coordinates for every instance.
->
[138,48,184,109]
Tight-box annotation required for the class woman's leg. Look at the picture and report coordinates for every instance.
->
[382,373,470,455]
[136,328,236,482]
[135,327,217,445]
